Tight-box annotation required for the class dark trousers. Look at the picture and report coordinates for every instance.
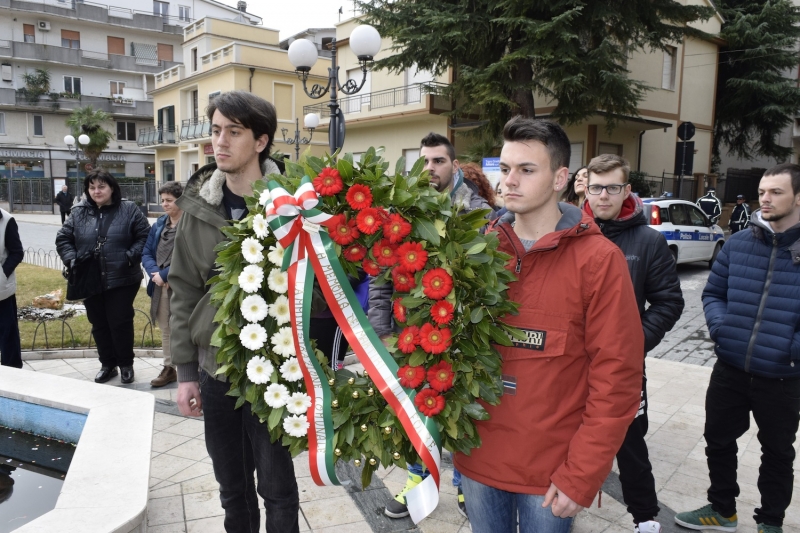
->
[60,209,70,224]
[200,370,300,533]
[704,360,800,527]
[0,295,22,368]
[84,283,138,368]
[617,374,660,524]
[310,316,349,368]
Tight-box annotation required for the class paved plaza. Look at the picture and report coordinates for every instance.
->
[11,214,800,532]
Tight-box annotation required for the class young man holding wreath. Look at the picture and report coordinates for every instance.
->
[455,117,644,533]
[169,91,300,533]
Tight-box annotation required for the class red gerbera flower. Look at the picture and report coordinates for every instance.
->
[418,323,452,354]
[397,326,420,354]
[372,239,398,267]
[327,214,360,246]
[356,208,382,235]
[421,268,453,300]
[430,300,454,325]
[342,243,367,262]
[427,361,455,392]
[362,258,381,276]
[345,184,373,210]
[396,241,428,273]
[415,388,446,417]
[384,213,413,244]
[393,299,408,323]
[313,167,344,196]
[392,267,417,293]
[397,364,425,389]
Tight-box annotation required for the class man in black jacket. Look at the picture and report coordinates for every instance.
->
[585,154,685,533]
[697,187,722,224]
[54,185,74,224]
[728,195,751,234]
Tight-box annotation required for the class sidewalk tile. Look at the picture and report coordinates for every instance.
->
[314,522,375,532]
[150,483,184,499]
[183,490,224,521]
[572,512,614,533]
[301,494,364,529]
[151,453,198,480]
[154,412,187,431]
[167,461,215,483]
[181,473,219,495]
[147,495,185,526]
[147,523,187,533]
[152,431,193,453]
[418,518,462,533]
[165,438,209,461]
[163,418,205,438]
[297,474,350,503]
[185,515,225,533]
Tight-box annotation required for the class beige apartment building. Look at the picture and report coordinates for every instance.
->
[143,17,330,183]
[307,5,722,199]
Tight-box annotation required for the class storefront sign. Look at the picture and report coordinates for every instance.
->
[77,153,126,162]
[0,149,45,159]
[203,144,214,155]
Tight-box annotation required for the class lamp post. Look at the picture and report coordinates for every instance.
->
[64,133,91,187]
[287,25,381,155]
[281,113,319,161]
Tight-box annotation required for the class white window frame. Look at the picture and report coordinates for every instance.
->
[33,114,44,136]
[64,75,82,94]
[179,5,191,21]
[662,46,677,91]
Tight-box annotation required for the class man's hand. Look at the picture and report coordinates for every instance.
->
[152,272,165,287]
[542,483,584,518]
[177,381,203,417]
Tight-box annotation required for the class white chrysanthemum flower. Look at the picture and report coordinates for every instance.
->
[269,295,291,325]
[267,268,288,294]
[239,323,267,351]
[283,414,309,438]
[238,265,264,293]
[280,357,303,382]
[246,355,273,384]
[241,237,264,264]
[267,242,285,267]
[252,214,268,239]
[241,294,269,323]
[264,383,290,408]
[286,392,312,415]
[259,189,272,207]
[271,326,296,358]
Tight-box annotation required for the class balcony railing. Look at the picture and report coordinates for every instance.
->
[2,41,181,74]
[138,126,176,147]
[11,92,153,117]
[303,82,449,118]
[179,118,211,141]
[2,0,187,33]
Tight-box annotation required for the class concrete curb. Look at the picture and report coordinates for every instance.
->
[22,348,163,361]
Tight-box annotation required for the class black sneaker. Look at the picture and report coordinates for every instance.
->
[457,486,468,519]
[384,471,423,518]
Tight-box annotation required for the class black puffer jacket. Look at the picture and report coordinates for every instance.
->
[56,198,151,290]
[586,195,684,353]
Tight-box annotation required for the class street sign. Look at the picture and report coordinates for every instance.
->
[673,142,695,176]
[84,163,93,171]
[482,157,501,189]
[677,122,695,141]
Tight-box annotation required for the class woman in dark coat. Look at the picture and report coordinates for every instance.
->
[56,170,151,384]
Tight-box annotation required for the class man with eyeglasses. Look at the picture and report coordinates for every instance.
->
[584,154,684,533]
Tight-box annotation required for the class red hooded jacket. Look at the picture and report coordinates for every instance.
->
[455,204,644,507]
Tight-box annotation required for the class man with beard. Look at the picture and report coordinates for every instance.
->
[675,163,800,533]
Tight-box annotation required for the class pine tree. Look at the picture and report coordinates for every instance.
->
[713,0,800,164]
[358,0,715,137]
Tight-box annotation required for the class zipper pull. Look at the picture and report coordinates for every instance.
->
[515,257,522,273]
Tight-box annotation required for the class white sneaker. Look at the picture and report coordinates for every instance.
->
[636,521,663,533]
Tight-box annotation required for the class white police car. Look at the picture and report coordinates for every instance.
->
[641,198,725,267]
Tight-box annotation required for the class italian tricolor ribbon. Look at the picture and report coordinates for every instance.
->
[263,176,443,523]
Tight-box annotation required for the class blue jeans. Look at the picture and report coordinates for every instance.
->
[461,475,575,533]
[200,370,300,533]
[408,459,461,487]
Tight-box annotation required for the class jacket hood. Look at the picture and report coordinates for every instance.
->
[490,202,584,231]
[494,202,596,253]
[184,157,283,207]
[584,195,646,238]
[749,209,800,260]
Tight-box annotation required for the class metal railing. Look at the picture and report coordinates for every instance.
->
[28,309,155,350]
[12,92,154,116]
[303,82,449,118]
[5,0,191,28]
[179,118,212,141]
[138,126,176,146]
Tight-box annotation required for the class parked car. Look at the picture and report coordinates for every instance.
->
[641,198,725,267]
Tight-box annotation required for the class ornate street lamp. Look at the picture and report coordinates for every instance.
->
[287,25,381,155]
[281,113,320,161]
[64,133,91,181]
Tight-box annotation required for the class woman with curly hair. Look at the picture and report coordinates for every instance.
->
[461,163,500,210]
